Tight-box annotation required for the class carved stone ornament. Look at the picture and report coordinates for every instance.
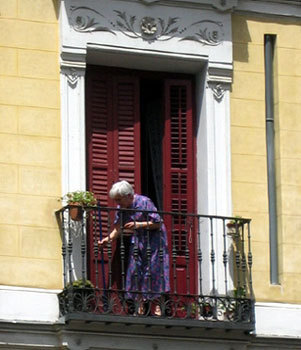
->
[66,68,80,87]
[211,83,226,102]
[69,6,224,45]
[70,6,115,34]
[141,17,158,35]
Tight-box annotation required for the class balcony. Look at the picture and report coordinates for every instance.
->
[56,205,255,331]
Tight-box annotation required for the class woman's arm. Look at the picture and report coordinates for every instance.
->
[124,221,160,231]
[98,223,120,246]
[98,220,161,247]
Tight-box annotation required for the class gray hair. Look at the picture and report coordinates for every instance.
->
[109,180,134,199]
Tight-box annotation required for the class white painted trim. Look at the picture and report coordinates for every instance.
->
[0,286,61,323]
[196,79,233,295]
[255,302,301,338]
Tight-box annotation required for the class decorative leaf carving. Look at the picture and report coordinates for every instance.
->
[130,15,136,27]
[70,6,115,34]
[181,20,223,46]
[69,6,223,46]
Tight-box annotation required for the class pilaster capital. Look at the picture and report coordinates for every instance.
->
[207,63,232,102]
[61,51,87,88]
[61,50,87,69]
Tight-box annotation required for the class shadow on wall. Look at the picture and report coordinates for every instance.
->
[52,0,61,20]
[232,15,252,63]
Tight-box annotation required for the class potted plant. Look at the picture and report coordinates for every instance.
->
[226,216,244,235]
[66,278,94,289]
[65,279,95,312]
[64,191,97,221]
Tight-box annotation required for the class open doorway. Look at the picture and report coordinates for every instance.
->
[86,65,197,294]
[140,78,164,210]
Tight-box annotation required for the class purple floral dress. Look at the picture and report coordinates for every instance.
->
[115,194,170,300]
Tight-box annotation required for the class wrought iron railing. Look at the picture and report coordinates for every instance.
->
[56,206,254,328]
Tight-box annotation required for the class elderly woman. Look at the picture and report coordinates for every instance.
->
[99,180,170,315]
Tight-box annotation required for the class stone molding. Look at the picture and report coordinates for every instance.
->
[136,0,238,12]
[235,0,301,18]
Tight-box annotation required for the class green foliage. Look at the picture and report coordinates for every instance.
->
[227,215,244,226]
[64,191,97,206]
[233,286,246,298]
[66,279,94,289]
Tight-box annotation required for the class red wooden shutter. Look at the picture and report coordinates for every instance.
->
[113,75,141,192]
[86,69,114,208]
[163,79,197,295]
[86,67,141,287]
[86,68,141,204]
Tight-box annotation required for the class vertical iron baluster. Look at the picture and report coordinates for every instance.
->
[146,213,152,293]
[185,216,190,295]
[61,211,67,288]
[159,214,164,293]
[247,221,253,298]
[247,221,255,324]
[81,212,87,280]
[235,221,241,291]
[67,210,74,312]
[197,216,203,296]
[241,222,247,294]
[107,211,113,290]
[172,214,177,294]
[222,218,228,295]
[92,211,99,288]
[120,209,126,292]
[210,218,216,294]
[67,211,73,284]
[133,215,139,298]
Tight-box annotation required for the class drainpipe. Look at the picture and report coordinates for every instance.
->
[264,34,279,285]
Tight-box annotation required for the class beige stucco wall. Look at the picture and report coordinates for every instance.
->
[231,14,301,303]
[0,0,62,289]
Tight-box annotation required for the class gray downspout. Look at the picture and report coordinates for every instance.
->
[264,34,279,285]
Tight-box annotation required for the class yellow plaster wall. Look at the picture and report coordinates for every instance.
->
[0,0,62,289]
[231,14,301,303]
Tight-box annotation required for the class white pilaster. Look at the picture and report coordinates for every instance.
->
[60,56,87,196]
[196,65,233,295]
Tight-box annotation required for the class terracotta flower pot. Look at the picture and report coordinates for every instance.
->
[69,202,83,221]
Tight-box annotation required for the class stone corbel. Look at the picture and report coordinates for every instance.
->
[60,51,86,88]
[207,65,232,102]
[210,82,227,102]
[63,67,81,88]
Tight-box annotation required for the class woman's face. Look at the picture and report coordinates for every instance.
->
[113,194,133,208]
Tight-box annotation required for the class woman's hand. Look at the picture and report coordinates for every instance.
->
[97,227,119,247]
[98,236,109,247]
